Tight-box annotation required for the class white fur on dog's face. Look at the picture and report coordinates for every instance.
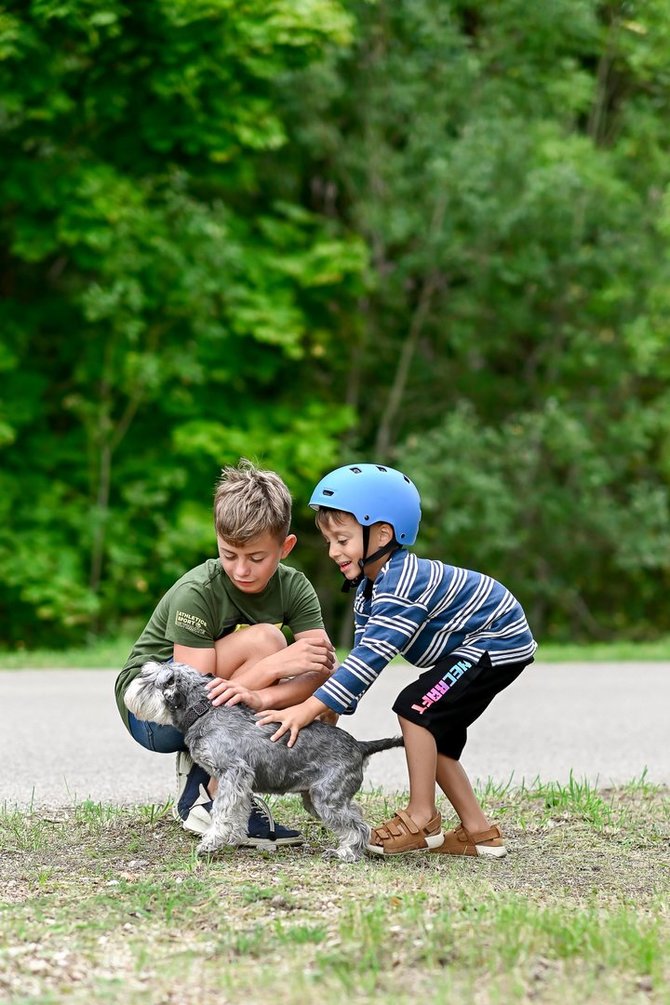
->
[124,663,176,725]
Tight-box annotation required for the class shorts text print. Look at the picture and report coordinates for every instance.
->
[410,659,473,715]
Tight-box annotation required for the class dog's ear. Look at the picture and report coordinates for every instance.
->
[157,665,175,689]
[141,660,164,676]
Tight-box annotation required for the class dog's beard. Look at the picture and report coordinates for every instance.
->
[124,678,175,725]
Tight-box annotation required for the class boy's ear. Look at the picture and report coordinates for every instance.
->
[377,523,395,545]
[280,533,298,558]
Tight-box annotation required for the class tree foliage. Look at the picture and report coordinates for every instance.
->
[2,0,670,646]
[282,0,670,639]
[0,0,364,643]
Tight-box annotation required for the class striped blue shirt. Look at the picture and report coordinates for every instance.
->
[314,549,537,714]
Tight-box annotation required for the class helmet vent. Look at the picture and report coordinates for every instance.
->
[376,465,387,471]
[350,466,362,474]
[322,489,334,496]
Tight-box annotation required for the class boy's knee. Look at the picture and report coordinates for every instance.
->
[244,623,287,654]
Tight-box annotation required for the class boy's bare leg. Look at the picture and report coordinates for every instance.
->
[397,718,497,845]
[397,717,439,828]
[214,624,286,684]
[435,755,497,843]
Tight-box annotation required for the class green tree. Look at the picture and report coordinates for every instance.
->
[0,0,365,644]
[280,0,670,639]
[4,0,670,647]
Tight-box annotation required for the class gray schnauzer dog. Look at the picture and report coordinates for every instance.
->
[124,660,403,861]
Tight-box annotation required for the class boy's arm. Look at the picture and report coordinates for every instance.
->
[294,627,333,648]
[312,589,428,714]
[206,669,331,713]
[276,575,336,677]
[173,644,216,674]
[208,633,335,699]
[256,695,330,748]
[240,630,335,684]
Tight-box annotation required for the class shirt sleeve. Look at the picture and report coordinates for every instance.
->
[314,561,430,714]
[164,583,217,648]
[284,572,325,635]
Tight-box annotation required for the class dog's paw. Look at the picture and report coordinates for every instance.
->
[323,847,361,863]
[196,834,222,857]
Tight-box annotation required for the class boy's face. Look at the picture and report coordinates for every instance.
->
[217,531,296,594]
[320,512,396,581]
[319,513,365,581]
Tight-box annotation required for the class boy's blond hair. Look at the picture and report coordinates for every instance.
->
[214,459,292,545]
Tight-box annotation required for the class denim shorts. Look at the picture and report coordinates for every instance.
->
[127,712,186,754]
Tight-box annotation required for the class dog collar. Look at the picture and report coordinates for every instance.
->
[181,699,214,731]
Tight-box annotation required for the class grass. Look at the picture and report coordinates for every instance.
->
[2,635,670,671]
[0,635,140,670]
[1,781,668,1004]
[536,638,670,662]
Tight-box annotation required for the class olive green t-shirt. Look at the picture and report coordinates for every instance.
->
[114,559,324,731]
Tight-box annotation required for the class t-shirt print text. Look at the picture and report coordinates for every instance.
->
[175,610,208,637]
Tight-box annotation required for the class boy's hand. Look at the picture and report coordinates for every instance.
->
[206,677,262,712]
[256,696,327,747]
[283,637,336,676]
[246,635,336,687]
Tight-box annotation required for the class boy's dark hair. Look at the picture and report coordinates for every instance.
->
[314,507,354,529]
[315,507,398,540]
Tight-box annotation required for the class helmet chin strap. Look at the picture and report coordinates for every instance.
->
[340,526,400,594]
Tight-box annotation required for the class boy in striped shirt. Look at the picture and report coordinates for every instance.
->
[256,463,537,857]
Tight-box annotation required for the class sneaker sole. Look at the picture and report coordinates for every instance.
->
[180,818,305,846]
[181,803,214,836]
[182,816,212,836]
[182,834,304,848]
[239,836,304,849]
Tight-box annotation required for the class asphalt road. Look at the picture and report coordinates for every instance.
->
[1,662,668,810]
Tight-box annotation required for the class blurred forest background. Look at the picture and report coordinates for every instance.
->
[2,0,670,650]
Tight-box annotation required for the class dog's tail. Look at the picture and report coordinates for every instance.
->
[356,736,404,759]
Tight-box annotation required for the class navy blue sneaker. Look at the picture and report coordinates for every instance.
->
[240,796,304,849]
[174,751,213,835]
[174,757,303,847]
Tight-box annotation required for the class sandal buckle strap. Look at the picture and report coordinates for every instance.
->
[395,810,420,835]
[470,825,502,844]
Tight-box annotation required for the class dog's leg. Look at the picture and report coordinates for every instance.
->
[308,785,371,863]
[197,763,254,856]
[301,791,319,819]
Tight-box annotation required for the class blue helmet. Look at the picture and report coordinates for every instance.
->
[309,463,421,545]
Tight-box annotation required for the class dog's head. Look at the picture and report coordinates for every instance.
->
[124,660,211,725]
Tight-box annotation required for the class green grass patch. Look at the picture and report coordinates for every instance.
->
[0,635,139,670]
[536,638,670,662]
[1,783,668,1004]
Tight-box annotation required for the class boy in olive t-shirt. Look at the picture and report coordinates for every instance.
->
[115,460,335,845]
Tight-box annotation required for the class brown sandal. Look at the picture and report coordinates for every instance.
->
[430,823,507,858]
[367,810,445,856]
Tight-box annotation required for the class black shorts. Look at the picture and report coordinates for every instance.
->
[392,652,530,760]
